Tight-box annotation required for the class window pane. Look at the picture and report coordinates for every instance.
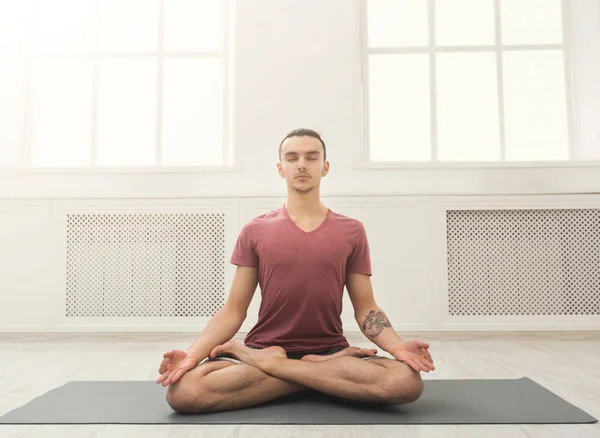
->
[436,0,494,46]
[164,0,223,52]
[0,0,29,57]
[501,0,563,45]
[32,0,94,55]
[368,54,430,161]
[0,58,25,166]
[97,59,156,166]
[0,1,30,166]
[162,59,222,166]
[99,0,159,52]
[367,0,428,47]
[30,60,93,167]
[503,50,568,161]
[437,53,500,161]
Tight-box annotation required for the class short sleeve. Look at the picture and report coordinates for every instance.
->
[230,221,259,268]
[347,222,372,276]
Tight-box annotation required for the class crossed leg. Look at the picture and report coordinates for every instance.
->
[209,341,424,404]
[166,358,306,413]
[167,344,424,413]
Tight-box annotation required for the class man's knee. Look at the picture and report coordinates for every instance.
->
[165,365,225,414]
[380,361,424,404]
[166,384,188,413]
[395,372,424,403]
[166,380,216,413]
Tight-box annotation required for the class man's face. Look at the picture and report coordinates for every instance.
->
[277,136,329,194]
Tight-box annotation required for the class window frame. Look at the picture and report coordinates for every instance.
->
[357,0,600,170]
[0,0,235,174]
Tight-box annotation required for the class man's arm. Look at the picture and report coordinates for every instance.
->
[157,266,259,386]
[186,265,259,359]
[345,272,404,354]
[346,273,435,372]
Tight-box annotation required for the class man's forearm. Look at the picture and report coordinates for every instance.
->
[355,307,404,353]
[186,308,244,361]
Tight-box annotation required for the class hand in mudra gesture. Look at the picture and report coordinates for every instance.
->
[390,340,435,373]
[156,349,200,386]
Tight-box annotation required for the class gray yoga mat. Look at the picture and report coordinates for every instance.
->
[0,377,596,425]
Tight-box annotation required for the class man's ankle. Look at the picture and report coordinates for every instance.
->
[261,356,287,373]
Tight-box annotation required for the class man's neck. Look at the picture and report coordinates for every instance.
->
[284,193,327,219]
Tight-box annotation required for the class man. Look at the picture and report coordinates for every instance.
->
[157,128,435,413]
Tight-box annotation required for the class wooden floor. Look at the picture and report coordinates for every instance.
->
[1,331,599,438]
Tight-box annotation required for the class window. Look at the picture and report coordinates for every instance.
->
[363,0,580,164]
[0,0,230,169]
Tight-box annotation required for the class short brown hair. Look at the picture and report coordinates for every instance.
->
[278,128,327,161]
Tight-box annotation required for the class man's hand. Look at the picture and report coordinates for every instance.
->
[390,340,435,373]
[156,349,201,386]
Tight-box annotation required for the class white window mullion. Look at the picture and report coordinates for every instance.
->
[95,52,222,58]
[222,0,230,166]
[156,0,165,166]
[494,0,506,161]
[360,0,371,162]
[91,0,99,166]
[428,0,438,161]
[21,1,35,168]
[369,44,563,55]
[562,0,577,160]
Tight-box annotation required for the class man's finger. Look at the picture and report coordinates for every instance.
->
[418,359,431,372]
[162,371,174,387]
[419,355,434,370]
[413,358,427,372]
[421,356,434,370]
[172,369,185,384]
[406,359,420,372]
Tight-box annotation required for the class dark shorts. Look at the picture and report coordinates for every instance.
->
[208,345,387,366]
[251,345,347,360]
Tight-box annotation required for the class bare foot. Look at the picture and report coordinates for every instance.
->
[209,341,287,369]
[301,346,378,362]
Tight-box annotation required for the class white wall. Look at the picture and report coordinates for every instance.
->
[1,0,599,199]
[0,1,599,333]
[2,194,599,333]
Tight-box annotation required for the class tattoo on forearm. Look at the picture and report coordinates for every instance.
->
[361,310,391,338]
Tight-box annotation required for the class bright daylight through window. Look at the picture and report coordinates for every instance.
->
[0,0,227,169]
[365,0,577,163]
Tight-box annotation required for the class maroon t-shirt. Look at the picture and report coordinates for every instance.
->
[230,204,372,353]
